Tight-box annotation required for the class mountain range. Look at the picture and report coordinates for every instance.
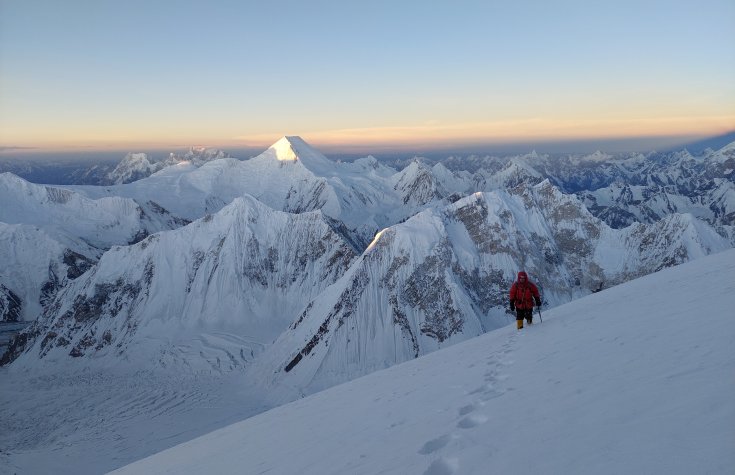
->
[1,136,734,474]
[2,137,732,374]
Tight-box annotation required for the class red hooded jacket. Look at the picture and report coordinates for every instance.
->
[509,271,541,310]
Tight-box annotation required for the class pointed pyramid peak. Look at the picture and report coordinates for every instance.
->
[268,136,319,159]
[268,136,305,161]
[265,136,335,173]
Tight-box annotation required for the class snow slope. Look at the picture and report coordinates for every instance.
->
[115,248,735,475]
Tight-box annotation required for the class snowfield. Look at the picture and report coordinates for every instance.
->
[112,249,735,475]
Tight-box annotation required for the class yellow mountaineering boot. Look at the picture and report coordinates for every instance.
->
[516,319,523,330]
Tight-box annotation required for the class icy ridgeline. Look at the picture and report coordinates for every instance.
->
[115,249,735,475]
[253,183,730,394]
[71,136,432,249]
[104,147,231,185]
[3,136,734,325]
[3,195,356,369]
[5,178,729,374]
[0,172,185,322]
[0,137,392,324]
[445,143,735,230]
[573,143,735,229]
[1,137,731,372]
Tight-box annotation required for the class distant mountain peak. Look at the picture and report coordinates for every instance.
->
[269,136,323,161]
[270,136,306,162]
[267,136,335,173]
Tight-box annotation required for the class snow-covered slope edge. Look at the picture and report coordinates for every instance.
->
[114,248,735,475]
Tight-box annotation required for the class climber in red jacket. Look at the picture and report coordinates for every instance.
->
[509,271,541,330]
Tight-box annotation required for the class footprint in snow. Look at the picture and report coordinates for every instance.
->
[458,404,476,416]
[423,457,459,475]
[469,382,494,395]
[418,434,453,455]
[457,413,488,429]
[479,390,504,402]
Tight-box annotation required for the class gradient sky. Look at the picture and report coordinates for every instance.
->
[1,0,734,153]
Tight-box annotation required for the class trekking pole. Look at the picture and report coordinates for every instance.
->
[537,306,543,323]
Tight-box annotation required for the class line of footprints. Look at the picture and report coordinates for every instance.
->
[419,332,517,475]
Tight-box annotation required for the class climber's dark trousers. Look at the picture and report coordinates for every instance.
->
[515,308,533,324]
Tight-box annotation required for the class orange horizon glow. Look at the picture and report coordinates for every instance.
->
[3,2,733,157]
[2,115,733,154]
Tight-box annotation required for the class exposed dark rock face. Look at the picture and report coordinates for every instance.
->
[44,186,74,204]
[0,285,22,323]
[323,216,370,253]
[35,278,145,359]
[394,162,444,206]
[0,323,39,365]
[63,250,95,279]
[389,294,419,358]
[286,180,329,213]
[34,251,97,322]
[403,243,462,342]
[285,268,370,372]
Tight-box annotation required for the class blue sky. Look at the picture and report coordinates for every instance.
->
[1,0,733,153]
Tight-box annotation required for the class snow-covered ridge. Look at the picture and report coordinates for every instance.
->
[113,248,735,475]
[251,181,730,393]
[5,194,357,370]
[0,173,183,322]
[59,137,735,246]
[0,172,147,248]
[63,137,442,247]
[2,134,731,361]
[105,147,231,185]
[2,136,732,328]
